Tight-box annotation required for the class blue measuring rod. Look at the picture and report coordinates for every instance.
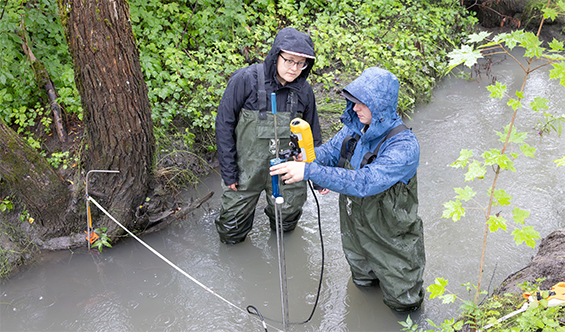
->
[270,92,283,199]
[270,157,283,198]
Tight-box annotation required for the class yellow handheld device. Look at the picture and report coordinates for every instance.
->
[290,118,316,163]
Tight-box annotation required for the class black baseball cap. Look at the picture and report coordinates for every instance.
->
[341,89,362,104]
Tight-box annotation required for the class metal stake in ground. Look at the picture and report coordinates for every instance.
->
[85,170,119,249]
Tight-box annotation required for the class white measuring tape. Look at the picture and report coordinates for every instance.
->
[87,196,281,332]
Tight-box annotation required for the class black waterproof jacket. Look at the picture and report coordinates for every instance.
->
[215,27,322,186]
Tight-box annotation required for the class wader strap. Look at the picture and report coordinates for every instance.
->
[337,134,360,168]
[287,91,298,119]
[257,63,267,120]
[360,124,409,167]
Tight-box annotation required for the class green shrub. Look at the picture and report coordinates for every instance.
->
[1,0,476,157]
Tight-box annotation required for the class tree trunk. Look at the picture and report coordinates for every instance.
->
[0,118,76,236]
[59,0,155,237]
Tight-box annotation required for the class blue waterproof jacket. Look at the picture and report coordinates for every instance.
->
[304,67,420,197]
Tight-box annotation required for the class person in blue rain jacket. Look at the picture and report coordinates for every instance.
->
[270,67,425,312]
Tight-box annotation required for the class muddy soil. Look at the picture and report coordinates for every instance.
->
[494,228,565,295]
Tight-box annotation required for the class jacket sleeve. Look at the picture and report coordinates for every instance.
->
[215,68,252,186]
[304,131,420,197]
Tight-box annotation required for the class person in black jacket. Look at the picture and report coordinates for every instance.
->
[214,27,322,244]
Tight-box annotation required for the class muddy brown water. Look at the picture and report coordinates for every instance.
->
[1,49,564,331]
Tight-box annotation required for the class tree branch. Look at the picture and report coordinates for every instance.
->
[18,26,68,142]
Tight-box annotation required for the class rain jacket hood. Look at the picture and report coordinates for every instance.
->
[340,67,403,145]
[215,27,321,187]
[264,27,316,90]
[304,67,420,197]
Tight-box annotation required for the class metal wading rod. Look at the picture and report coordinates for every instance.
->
[271,92,289,331]
[275,197,288,331]
[87,194,281,332]
[85,170,119,249]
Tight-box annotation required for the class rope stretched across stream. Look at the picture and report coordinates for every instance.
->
[87,195,278,332]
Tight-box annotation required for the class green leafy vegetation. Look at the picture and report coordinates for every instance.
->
[401,280,564,331]
[402,1,565,330]
[0,196,13,212]
[129,0,476,143]
[90,227,112,252]
[0,0,81,125]
[47,151,77,170]
[1,0,476,161]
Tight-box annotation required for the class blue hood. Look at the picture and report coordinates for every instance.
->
[341,67,403,144]
[303,67,420,197]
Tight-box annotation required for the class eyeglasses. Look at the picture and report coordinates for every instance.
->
[279,54,308,70]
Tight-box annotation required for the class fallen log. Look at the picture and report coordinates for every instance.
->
[144,191,215,234]
[37,191,215,250]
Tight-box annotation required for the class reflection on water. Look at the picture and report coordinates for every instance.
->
[1,50,564,331]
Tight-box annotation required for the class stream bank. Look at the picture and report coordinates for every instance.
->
[495,228,565,295]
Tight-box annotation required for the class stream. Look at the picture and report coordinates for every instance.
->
[1,49,564,331]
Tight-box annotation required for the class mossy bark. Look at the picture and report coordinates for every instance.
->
[0,118,77,236]
[0,209,38,279]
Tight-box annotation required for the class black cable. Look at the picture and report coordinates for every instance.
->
[299,179,324,324]
[247,180,325,329]
[247,305,268,332]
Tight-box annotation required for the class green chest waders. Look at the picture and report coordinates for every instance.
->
[215,64,308,244]
[337,129,426,311]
